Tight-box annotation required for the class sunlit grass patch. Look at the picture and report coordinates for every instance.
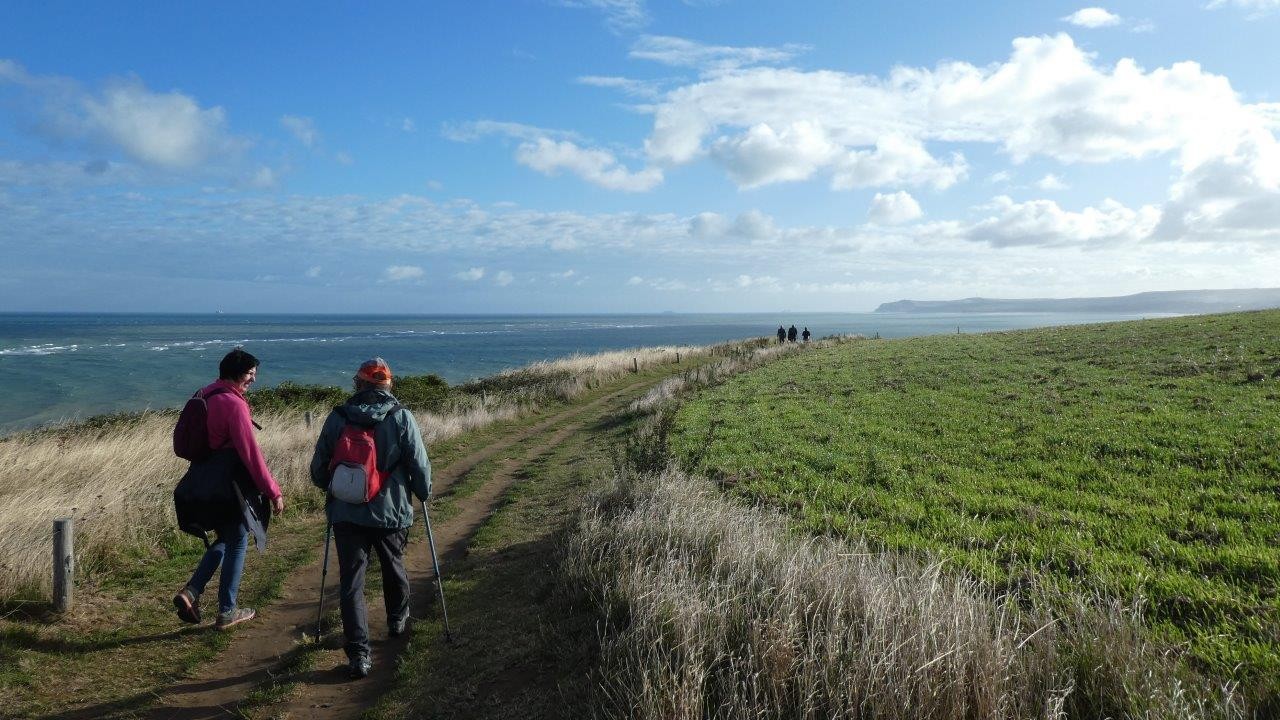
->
[671,310,1280,702]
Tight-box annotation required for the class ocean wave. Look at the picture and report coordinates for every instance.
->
[0,343,80,356]
[4,326,616,358]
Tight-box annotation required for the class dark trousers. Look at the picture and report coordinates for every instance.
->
[334,523,410,660]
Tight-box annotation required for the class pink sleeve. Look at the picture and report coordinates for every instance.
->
[225,399,282,500]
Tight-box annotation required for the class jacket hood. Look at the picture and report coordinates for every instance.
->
[341,388,400,424]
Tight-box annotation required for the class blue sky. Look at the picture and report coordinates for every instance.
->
[2,0,1279,313]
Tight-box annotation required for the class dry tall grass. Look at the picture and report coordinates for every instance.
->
[0,409,319,599]
[562,466,1243,720]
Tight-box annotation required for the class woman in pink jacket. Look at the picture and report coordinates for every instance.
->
[173,349,285,629]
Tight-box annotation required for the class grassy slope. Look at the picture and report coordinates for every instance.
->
[670,311,1280,696]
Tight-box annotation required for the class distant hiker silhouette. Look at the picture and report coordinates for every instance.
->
[777,326,786,344]
[802,327,811,342]
[787,325,798,343]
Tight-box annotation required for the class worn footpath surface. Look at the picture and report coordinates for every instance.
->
[106,377,657,719]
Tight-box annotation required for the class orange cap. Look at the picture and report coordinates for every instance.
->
[356,357,392,385]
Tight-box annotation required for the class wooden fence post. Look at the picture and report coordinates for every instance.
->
[53,518,73,613]
[676,352,680,364]
[632,357,638,373]
[304,410,313,429]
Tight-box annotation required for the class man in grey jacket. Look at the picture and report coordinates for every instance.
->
[310,357,432,679]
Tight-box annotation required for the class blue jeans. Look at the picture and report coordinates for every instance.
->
[186,521,248,615]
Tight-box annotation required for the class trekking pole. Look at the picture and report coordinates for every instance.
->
[421,500,452,641]
[316,520,333,641]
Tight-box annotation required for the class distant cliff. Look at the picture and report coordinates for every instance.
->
[874,288,1280,314]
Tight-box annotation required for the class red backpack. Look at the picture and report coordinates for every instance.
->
[173,386,234,462]
[327,405,401,504]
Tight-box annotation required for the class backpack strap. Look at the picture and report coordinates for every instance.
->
[205,385,261,429]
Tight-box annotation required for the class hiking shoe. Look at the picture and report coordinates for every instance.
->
[215,607,256,630]
[173,587,201,624]
[388,616,408,638]
[348,654,372,679]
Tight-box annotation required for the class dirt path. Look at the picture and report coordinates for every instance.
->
[143,380,651,720]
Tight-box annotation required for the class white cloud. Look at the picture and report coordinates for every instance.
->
[868,191,923,224]
[384,265,425,281]
[335,151,354,165]
[959,195,1160,247]
[645,33,1270,170]
[577,75,661,100]
[552,269,577,278]
[446,120,659,191]
[280,115,318,148]
[442,120,581,144]
[560,0,647,31]
[987,170,1012,184]
[733,274,782,291]
[1207,0,1280,17]
[305,265,322,278]
[731,209,776,239]
[82,79,242,169]
[688,211,730,238]
[402,117,417,133]
[630,35,804,72]
[1152,132,1280,243]
[514,137,662,191]
[248,165,277,188]
[1036,173,1069,191]
[832,136,967,190]
[494,270,514,286]
[455,267,485,281]
[637,33,1280,239]
[8,184,1280,313]
[647,277,688,291]
[711,121,839,188]
[0,60,247,170]
[1062,8,1123,28]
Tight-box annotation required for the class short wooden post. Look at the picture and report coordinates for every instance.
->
[676,352,680,364]
[304,410,313,429]
[632,357,638,373]
[53,518,73,613]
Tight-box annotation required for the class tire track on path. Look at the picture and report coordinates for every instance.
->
[141,378,653,720]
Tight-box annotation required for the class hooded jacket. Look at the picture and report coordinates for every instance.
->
[309,388,432,528]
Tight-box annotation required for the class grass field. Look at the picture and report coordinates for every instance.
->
[669,311,1280,702]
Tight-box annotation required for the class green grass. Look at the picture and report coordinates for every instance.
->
[669,311,1280,701]
[0,510,322,719]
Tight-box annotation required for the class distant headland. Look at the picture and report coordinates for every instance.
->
[874,288,1280,314]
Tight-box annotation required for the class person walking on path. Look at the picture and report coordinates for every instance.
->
[776,325,786,344]
[173,348,285,630]
[802,327,811,342]
[787,325,798,343]
[309,357,432,679]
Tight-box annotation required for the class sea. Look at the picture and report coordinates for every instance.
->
[0,312,1156,433]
